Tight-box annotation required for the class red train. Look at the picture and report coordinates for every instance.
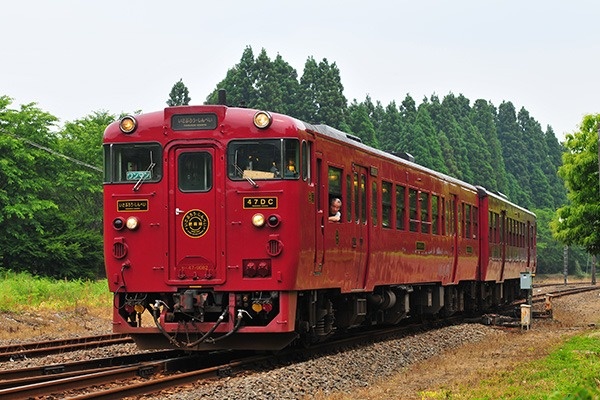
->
[103,100,536,350]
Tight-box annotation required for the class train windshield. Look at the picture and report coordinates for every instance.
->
[103,143,162,184]
[227,139,299,180]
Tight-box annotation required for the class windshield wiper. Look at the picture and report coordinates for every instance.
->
[133,152,156,192]
[234,163,258,188]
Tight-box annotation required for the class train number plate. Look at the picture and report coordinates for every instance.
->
[243,196,278,209]
[117,200,149,211]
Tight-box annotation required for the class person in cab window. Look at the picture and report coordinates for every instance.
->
[328,198,342,222]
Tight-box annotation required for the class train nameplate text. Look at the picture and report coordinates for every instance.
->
[117,200,149,212]
[171,113,218,131]
[243,197,278,209]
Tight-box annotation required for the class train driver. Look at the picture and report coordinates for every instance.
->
[328,198,342,222]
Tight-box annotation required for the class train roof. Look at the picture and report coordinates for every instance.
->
[304,122,535,219]
[305,122,476,189]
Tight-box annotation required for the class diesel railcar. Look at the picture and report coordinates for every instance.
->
[103,102,536,350]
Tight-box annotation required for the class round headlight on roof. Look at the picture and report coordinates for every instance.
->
[119,116,137,134]
[253,111,272,129]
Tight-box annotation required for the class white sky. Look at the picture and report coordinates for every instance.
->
[2,0,598,139]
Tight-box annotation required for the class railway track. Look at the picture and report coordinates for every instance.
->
[0,319,459,399]
[0,333,133,362]
[1,284,597,399]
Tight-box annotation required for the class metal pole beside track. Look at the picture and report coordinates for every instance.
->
[592,123,600,285]
[594,125,599,286]
[563,245,568,286]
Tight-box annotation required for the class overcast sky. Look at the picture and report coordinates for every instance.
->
[2,0,598,139]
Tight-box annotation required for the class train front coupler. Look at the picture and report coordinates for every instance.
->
[150,300,249,348]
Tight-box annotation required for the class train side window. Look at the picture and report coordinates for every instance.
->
[464,204,472,239]
[431,195,439,235]
[301,141,311,182]
[354,172,359,223]
[472,206,478,239]
[328,166,343,221]
[346,174,352,222]
[360,174,367,224]
[382,181,392,228]
[372,181,378,226]
[489,211,494,243]
[446,200,451,235]
[446,198,456,236]
[409,188,418,232]
[178,152,212,192]
[396,185,406,231]
[420,192,430,234]
[284,140,300,179]
[440,196,446,235]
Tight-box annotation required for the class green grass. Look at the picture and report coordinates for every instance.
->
[446,332,600,400]
[0,269,111,312]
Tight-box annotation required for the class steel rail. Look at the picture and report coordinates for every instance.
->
[0,334,133,361]
[0,349,183,385]
[0,354,200,400]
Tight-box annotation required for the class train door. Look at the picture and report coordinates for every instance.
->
[168,145,224,284]
[499,210,507,281]
[449,194,460,282]
[351,165,369,289]
[315,156,325,273]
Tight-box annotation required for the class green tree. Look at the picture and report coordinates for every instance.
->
[345,99,379,148]
[544,126,568,206]
[298,57,347,127]
[54,111,112,277]
[412,103,447,173]
[379,101,403,154]
[470,99,508,194]
[0,97,61,275]
[553,114,600,256]
[167,78,191,106]
[496,101,530,206]
[206,46,258,107]
[0,96,108,278]
[252,50,301,115]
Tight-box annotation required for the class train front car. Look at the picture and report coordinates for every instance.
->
[103,106,309,351]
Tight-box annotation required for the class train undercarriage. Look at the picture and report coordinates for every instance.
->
[121,279,522,351]
[296,279,523,346]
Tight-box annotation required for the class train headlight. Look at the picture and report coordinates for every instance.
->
[252,213,265,227]
[119,115,137,134]
[126,216,140,230]
[253,111,272,129]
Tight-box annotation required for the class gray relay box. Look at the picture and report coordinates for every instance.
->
[520,272,533,290]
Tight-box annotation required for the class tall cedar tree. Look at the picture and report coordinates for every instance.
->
[167,79,191,106]
[470,99,508,193]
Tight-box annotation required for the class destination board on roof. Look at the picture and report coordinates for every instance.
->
[171,114,218,131]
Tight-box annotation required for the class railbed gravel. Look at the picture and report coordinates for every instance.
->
[150,323,503,400]
[0,322,501,399]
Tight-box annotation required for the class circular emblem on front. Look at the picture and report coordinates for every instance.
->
[182,209,209,238]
